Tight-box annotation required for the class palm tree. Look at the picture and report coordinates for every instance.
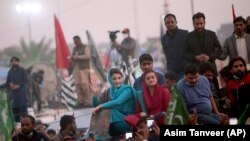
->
[0,37,55,68]
[20,37,55,67]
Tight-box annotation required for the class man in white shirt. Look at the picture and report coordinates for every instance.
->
[219,16,250,63]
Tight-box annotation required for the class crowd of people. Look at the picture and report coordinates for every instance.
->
[4,12,250,141]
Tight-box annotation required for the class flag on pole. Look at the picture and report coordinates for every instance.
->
[238,104,250,125]
[54,15,71,69]
[165,85,189,125]
[54,15,77,110]
[232,4,236,20]
[86,30,107,82]
[0,89,14,141]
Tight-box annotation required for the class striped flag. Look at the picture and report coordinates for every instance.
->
[60,75,78,110]
[120,61,134,85]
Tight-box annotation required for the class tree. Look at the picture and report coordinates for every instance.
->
[0,37,55,68]
[20,37,55,67]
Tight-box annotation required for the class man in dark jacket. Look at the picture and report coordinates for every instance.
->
[161,13,188,79]
[12,115,50,141]
[182,12,222,74]
[6,57,28,122]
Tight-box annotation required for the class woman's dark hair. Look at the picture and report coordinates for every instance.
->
[109,68,123,77]
[143,69,157,82]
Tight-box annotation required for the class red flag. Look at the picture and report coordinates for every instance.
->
[54,15,71,69]
[232,4,236,20]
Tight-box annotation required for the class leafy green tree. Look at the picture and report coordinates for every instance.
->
[0,37,55,68]
[20,37,55,67]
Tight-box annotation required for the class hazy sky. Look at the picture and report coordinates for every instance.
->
[0,0,249,49]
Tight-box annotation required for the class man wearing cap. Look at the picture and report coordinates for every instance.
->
[112,28,136,69]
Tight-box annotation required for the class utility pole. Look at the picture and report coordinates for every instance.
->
[191,0,195,16]
[133,0,139,41]
[163,0,170,15]
[15,2,42,44]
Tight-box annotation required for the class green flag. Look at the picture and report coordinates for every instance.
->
[238,104,250,125]
[0,89,14,141]
[165,85,189,125]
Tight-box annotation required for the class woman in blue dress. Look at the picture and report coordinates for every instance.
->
[90,68,137,140]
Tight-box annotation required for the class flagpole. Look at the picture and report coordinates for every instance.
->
[232,4,236,20]
[54,14,72,114]
[133,0,139,41]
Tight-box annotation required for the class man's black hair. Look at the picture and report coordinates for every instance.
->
[233,16,246,24]
[164,13,176,21]
[192,12,205,21]
[10,56,20,62]
[228,57,247,69]
[199,62,215,75]
[184,64,199,75]
[165,72,178,81]
[21,114,36,125]
[219,65,233,80]
[47,129,56,135]
[60,115,75,130]
[139,53,153,64]
[136,116,147,126]
[73,35,81,40]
